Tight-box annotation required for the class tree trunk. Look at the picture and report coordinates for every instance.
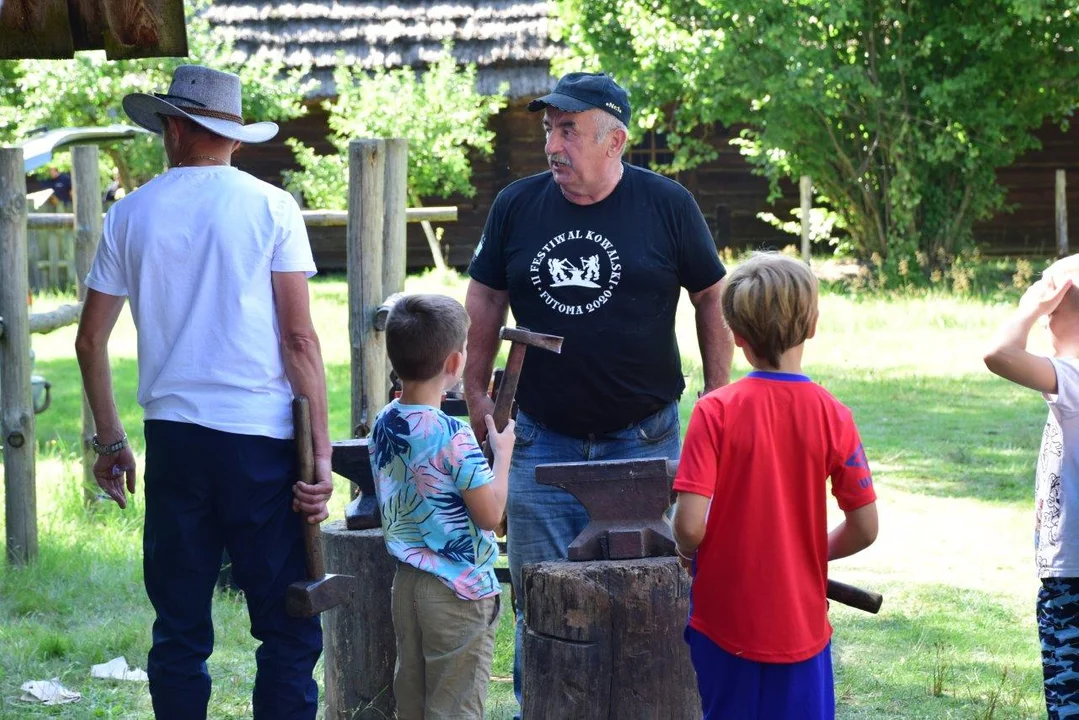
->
[322,522,398,719]
[522,557,698,719]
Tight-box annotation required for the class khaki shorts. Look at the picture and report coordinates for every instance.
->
[392,562,501,720]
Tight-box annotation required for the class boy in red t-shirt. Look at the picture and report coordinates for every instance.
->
[671,252,879,719]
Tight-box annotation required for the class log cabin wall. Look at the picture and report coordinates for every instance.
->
[233,101,1078,271]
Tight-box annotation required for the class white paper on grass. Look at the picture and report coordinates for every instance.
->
[91,656,149,682]
[19,678,82,705]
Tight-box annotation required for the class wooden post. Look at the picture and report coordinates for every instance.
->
[522,557,698,718]
[0,147,38,566]
[382,139,408,299]
[382,139,407,387]
[346,139,386,439]
[322,523,398,718]
[1057,169,1068,258]
[800,175,812,264]
[73,145,102,504]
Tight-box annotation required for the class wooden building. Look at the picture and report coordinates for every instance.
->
[206,0,1077,270]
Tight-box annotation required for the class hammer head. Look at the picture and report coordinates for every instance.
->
[499,326,563,354]
[286,573,354,618]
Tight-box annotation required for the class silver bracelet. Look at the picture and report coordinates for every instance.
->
[676,546,696,563]
[91,433,128,456]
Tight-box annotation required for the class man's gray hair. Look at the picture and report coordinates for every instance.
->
[594,111,628,155]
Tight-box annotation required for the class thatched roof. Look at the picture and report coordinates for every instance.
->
[204,0,559,98]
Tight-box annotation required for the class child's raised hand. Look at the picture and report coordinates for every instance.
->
[1019,276,1074,318]
[484,415,516,460]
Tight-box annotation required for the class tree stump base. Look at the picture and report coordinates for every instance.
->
[322,522,397,719]
[522,557,698,719]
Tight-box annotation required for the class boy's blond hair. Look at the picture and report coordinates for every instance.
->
[721,252,819,368]
[386,294,470,381]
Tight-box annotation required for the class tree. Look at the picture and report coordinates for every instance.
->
[554,0,1079,267]
[1,0,311,188]
[285,47,506,208]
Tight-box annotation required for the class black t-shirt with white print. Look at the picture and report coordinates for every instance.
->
[468,162,725,437]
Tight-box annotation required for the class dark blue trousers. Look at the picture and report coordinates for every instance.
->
[686,627,835,719]
[143,420,322,720]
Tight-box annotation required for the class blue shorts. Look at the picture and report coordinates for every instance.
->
[685,626,835,720]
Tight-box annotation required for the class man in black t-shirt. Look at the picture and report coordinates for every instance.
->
[464,71,734,713]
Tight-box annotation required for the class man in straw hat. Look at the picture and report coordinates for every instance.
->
[75,64,332,719]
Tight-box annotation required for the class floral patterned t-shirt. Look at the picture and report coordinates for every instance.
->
[368,400,500,600]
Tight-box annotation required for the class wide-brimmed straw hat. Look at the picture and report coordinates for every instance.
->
[122,65,278,144]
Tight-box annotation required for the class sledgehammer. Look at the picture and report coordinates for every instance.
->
[487,327,563,538]
[486,326,564,458]
[286,396,354,618]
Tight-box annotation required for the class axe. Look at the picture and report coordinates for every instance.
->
[285,396,354,618]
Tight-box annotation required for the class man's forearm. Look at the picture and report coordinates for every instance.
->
[696,302,733,391]
[281,334,331,457]
[76,345,124,441]
[463,282,509,404]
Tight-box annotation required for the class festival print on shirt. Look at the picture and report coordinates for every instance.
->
[528,228,622,316]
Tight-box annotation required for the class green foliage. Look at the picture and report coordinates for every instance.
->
[554,0,1079,267]
[285,46,507,209]
[0,0,312,188]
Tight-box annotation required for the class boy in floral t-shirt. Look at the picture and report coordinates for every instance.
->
[369,294,516,719]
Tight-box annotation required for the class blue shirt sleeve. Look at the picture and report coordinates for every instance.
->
[446,426,496,492]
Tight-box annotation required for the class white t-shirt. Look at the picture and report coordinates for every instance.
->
[85,166,316,439]
[1036,357,1079,577]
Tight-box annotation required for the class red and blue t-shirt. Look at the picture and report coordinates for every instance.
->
[673,371,877,663]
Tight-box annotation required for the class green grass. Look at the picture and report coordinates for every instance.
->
[1,267,1054,718]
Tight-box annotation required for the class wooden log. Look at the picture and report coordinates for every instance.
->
[382,139,408,300]
[800,175,812,263]
[0,147,38,566]
[522,557,698,719]
[27,303,81,335]
[383,140,407,384]
[27,212,75,229]
[322,522,397,719]
[29,207,460,230]
[302,207,458,227]
[347,140,386,439]
[73,145,102,504]
[1057,169,1068,258]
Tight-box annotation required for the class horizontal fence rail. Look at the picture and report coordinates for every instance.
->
[27,206,458,230]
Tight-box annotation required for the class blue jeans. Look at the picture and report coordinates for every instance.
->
[142,421,322,720]
[507,402,682,715]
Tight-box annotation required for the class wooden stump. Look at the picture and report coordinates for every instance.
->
[522,557,698,719]
[322,521,397,719]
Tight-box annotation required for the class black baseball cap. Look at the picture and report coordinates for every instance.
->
[527,72,631,126]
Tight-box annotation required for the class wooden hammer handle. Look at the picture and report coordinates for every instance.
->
[827,578,883,614]
[293,396,325,580]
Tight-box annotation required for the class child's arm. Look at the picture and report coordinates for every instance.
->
[828,501,878,561]
[672,492,710,571]
[462,415,515,531]
[984,277,1073,393]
